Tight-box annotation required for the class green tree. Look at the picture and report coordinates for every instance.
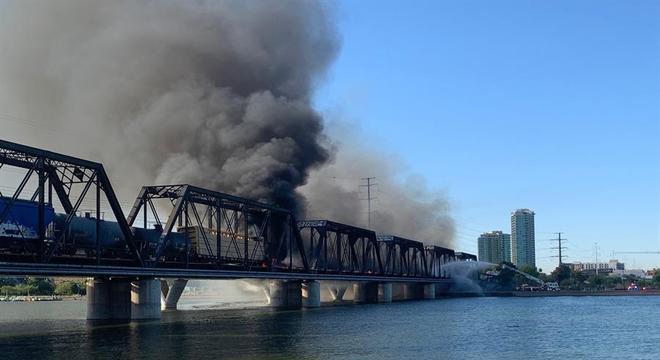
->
[54,281,84,295]
[571,269,586,285]
[559,278,577,290]
[519,265,540,278]
[0,277,22,286]
[551,265,572,283]
[652,270,660,287]
[1,283,38,295]
[510,265,543,287]
[26,277,54,295]
[586,275,609,290]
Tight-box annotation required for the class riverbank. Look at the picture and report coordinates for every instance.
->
[484,290,660,297]
[0,295,82,302]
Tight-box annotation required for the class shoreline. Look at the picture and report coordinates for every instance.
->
[0,295,83,302]
[483,290,660,297]
[4,290,660,304]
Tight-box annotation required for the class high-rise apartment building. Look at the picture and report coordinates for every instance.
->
[511,209,535,268]
[477,231,511,264]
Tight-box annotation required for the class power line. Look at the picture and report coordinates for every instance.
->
[359,177,376,228]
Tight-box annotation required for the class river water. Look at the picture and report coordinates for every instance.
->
[0,296,659,359]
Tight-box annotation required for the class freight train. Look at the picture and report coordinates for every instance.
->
[0,196,194,260]
[1,195,474,271]
[0,195,268,263]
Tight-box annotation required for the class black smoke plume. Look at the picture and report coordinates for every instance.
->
[0,0,454,246]
[0,0,337,213]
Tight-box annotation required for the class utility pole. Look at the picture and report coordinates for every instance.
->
[359,177,377,228]
[550,232,567,267]
[594,242,600,276]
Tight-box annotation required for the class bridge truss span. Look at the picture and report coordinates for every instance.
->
[297,219,383,276]
[126,184,307,271]
[377,235,430,278]
[0,139,143,265]
[0,138,477,283]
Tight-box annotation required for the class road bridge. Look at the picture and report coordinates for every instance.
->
[0,139,475,320]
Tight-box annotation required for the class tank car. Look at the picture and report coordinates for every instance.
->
[0,196,55,253]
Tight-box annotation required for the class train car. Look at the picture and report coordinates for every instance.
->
[0,195,188,259]
[0,196,55,252]
[53,213,126,256]
[133,226,187,261]
[54,214,188,259]
[180,225,265,266]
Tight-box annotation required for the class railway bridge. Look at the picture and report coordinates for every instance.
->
[0,139,476,320]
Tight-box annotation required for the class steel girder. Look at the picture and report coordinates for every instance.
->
[0,139,480,282]
[425,245,455,278]
[127,184,308,271]
[455,252,477,262]
[297,220,383,275]
[378,235,429,277]
[0,139,143,265]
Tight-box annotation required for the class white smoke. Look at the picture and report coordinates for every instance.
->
[301,122,455,247]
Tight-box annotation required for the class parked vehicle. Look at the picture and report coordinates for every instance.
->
[627,282,640,291]
[544,282,560,291]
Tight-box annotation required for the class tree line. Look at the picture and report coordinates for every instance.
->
[498,262,660,291]
[0,277,86,296]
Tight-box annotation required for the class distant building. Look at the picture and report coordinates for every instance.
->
[609,259,625,270]
[610,269,651,279]
[477,231,511,264]
[568,259,625,272]
[511,209,535,268]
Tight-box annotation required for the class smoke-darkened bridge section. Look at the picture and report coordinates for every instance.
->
[297,220,383,275]
[0,139,143,266]
[378,235,429,278]
[0,138,475,284]
[126,184,306,271]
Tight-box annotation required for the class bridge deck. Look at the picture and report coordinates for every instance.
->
[0,262,452,283]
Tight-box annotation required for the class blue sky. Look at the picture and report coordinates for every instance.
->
[314,0,660,271]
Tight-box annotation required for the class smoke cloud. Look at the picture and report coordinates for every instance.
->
[0,1,454,246]
[0,0,336,213]
[301,122,455,247]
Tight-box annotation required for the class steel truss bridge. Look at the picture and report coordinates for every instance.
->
[0,139,475,283]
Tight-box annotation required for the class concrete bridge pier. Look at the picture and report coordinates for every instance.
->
[435,282,450,297]
[301,280,321,308]
[423,283,436,300]
[378,283,393,303]
[266,280,302,309]
[131,278,161,320]
[160,278,188,310]
[353,282,379,303]
[327,285,347,302]
[403,283,424,300]
[86,277,131,320]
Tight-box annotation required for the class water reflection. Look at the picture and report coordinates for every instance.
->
[1,297,660,359]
